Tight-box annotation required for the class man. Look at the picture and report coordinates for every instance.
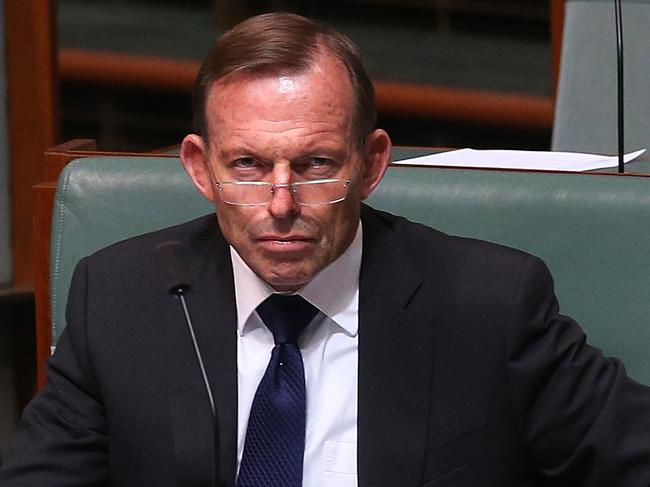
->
[2,12,650,487]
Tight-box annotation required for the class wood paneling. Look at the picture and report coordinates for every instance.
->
[59,48,554,130]
[376,82,553,130]
[59,49,198,92]
[32,182,56,388]
[551,0,566,98]
[6,0,59,287]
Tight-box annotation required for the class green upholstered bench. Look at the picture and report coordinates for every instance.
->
[49,154,650,385]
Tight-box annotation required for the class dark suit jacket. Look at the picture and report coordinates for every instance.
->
[3,205,650,486]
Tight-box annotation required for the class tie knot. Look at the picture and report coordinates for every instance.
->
[256,294,319,345]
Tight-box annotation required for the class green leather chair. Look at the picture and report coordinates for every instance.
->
[50,154,650,384]
[553,0,650,154]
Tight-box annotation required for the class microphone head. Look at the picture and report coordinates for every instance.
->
[154,240,192,295]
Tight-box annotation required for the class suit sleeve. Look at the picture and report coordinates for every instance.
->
[506,255,650,485]
[0,259,109,487]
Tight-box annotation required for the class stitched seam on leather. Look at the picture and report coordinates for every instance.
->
[51,162,76,342]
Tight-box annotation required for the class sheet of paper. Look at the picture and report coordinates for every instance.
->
[392,148,646,171]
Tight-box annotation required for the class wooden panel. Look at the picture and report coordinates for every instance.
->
[551,0,566,98]
[59,49,198,92]
[32,182,56,389]
[6,0,59,287]
[42,139,97,180]
[59,48,554,130]
[376,82,554,130]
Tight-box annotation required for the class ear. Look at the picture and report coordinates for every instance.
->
[360,128,392,200]
[180,134,217,203]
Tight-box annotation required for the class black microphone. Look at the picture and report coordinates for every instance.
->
[154,240,220,487]
[155,240,192,295]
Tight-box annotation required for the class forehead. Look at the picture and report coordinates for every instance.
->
[204,54,355,140]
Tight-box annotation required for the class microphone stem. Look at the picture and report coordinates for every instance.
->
[179,292,217,418]
[615,0,624,173]
[177,292,220,487]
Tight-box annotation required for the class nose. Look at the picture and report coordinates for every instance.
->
[268,183,299,218]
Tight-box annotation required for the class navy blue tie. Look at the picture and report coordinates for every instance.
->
[236,294,319,487]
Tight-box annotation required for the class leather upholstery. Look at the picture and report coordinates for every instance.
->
[553,0,650,154]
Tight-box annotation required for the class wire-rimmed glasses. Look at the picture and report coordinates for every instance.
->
[214,178,353,206]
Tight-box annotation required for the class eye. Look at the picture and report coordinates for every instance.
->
[233,157,259,169]
[295,157,342,179]
[308,157,332,167]
[298,157,338,172]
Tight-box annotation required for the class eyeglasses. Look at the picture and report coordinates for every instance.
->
[214,178,353,206]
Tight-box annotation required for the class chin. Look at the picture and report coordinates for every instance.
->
[266,270,313,291]
[267,281,306,292]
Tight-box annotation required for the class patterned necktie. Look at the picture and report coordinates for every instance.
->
[236,294,319,487]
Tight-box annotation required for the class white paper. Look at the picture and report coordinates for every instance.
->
[393,148,646,172]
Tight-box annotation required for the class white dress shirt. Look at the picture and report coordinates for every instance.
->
[231,222,362,487]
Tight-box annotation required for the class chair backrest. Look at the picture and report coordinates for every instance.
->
[51,156,650,383]
[50,157,213,344]
[553,0,650,154]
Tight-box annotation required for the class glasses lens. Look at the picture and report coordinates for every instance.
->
[216,179,351,206]
[218,182,270,206]
[294,179,350,205]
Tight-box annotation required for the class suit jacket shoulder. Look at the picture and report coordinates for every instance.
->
[361,204,545,315]
[359,204,650,487]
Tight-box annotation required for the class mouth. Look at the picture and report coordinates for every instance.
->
[256,235,316,254]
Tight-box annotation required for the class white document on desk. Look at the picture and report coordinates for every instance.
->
[393,148,646,171]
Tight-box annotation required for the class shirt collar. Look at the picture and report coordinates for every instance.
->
[230,221,362,338]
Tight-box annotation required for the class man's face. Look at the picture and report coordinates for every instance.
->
[181,53,390,291]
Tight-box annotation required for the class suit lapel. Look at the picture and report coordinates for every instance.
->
[357,207,436,487]
[164,217,238,487]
